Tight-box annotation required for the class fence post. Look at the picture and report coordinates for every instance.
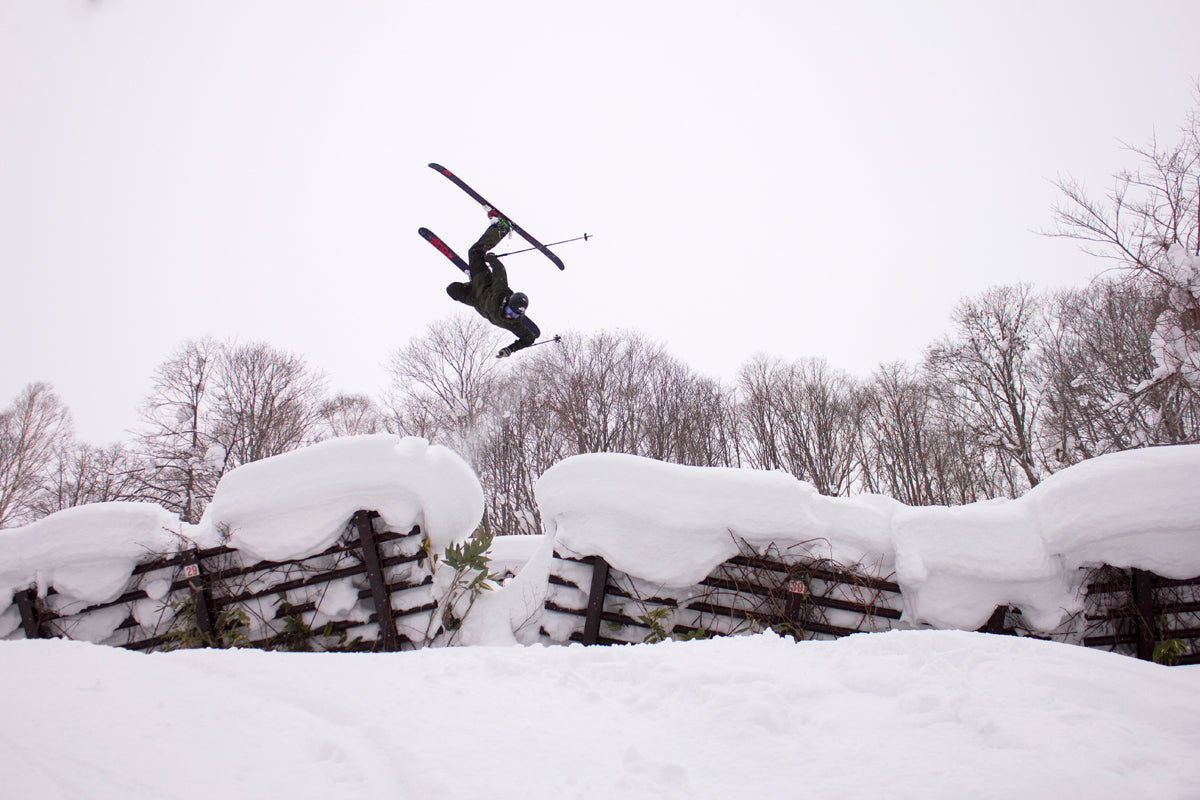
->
[1131,568,1157,661]
[784,577,808,627]
[352,510,400,651]
[581,556,611,645]
[182,550,217,645]
[13,588,43,639]
[980,605,1009,635]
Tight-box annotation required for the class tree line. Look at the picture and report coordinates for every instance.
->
[3,101,1197,533]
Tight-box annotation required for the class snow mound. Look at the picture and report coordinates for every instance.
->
[536,445,1200,631]
[536,453,891,586]
[1026,444,1200,578]
[198,435,484,562]
[0,502,184,606]
[891,500,1067,630]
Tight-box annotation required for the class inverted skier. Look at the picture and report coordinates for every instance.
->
[445,209,541,358]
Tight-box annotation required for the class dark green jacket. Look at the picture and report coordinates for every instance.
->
[473,256,539,351]
[445,223,540,352]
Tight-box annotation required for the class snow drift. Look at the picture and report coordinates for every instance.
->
[535,444,1200,631]
[198,434,484,562]
[0,502,184,611]
[0,436,484,645]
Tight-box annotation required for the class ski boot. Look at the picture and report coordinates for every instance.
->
[486,207,513,235]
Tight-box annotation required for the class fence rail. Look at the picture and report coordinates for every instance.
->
[541,540,1200,665]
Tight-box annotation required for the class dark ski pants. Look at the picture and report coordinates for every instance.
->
[447,223,507,305]
[467,223,506,282]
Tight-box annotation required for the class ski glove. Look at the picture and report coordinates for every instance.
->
[496,346,512,359]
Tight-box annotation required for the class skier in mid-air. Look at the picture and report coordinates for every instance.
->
[446,209,541,358]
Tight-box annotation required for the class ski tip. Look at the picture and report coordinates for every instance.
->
[428,163,450,175]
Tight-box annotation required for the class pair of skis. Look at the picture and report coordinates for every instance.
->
[420,163,570,273]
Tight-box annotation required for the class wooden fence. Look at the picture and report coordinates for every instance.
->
[1076,567,1200,663]
[10,515,1199,665]
[7,510,438,652]
[542,540,1200,665]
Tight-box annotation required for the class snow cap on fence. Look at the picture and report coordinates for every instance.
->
[1025,444,1200,578]
[535,445,1200,633]
[0,502,185,608]
[890,500,1067,630]
[535,452,893,586]
[198,435,484,562]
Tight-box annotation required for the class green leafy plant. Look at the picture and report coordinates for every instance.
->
[639,605,672,643]
[428,525,498,644]
[161,595,250,651]
[674,625,714,641]
[269,594,363,652]
[1153,638,1188,666]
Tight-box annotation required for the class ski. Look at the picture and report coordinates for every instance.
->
[418,227,468,273]
[428,163,566,271]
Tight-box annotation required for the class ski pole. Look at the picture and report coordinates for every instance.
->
[495,234,591,258]
[528,334,564,348]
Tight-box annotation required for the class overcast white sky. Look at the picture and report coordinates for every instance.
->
[2,1,1198,443]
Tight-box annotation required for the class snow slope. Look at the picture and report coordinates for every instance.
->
[2,631,1198,799]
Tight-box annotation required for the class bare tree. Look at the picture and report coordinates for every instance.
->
[738,355,864,496]
[471,375,565,536]
[1038,279,1196,464]
[529,330,651,455]
[858,363,942,505]
[384,316,504,448]
[0,383,74,528]
[460,328,743,534]
[522,329,739,465]
[857,362,993,505]
[385,316,537,533]
[1048,94,1200,411]
[673,373,744,469]
[926,284,1046,495]
[135,339,220,523]
[34,442,141,516]
[633,345,741,467]
[317,393,385,439]
[208,341,327,469]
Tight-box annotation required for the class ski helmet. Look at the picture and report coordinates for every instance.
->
[505,292,529,318]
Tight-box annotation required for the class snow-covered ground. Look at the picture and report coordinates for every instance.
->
[4,437,1200,797]
[3,630,1198,799]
